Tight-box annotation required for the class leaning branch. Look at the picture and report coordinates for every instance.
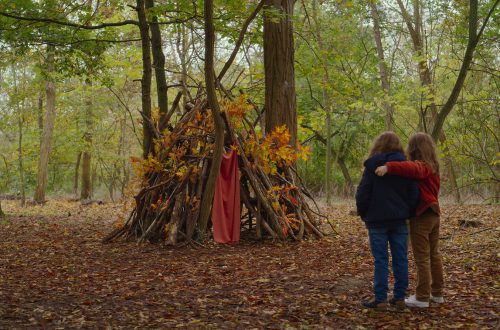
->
[217,0,264,82]
[431,0,498,140]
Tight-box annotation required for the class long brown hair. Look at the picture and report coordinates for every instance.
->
[407,132,440,173]
[368,131,404,157]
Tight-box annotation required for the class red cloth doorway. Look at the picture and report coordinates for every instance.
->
[211,149,240,244]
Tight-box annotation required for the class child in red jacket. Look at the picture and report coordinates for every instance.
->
[375,132,444,308]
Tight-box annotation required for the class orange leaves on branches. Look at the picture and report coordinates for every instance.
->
[245,125,311,175]
[221,94,253,129]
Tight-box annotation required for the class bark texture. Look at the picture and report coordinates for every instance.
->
[145,0,168,120]
[34,48,56,204]
[81,80,92,200]
[137,0,153,157]
[197,0,225,238]
[263,0,297,146]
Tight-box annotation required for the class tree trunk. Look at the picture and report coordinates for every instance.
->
[118,115,127,197]
[81,80,92,200]
[0,200,5,218]
[34,47,56,204]
[137,0,153,157]
[338,157,353,195]
[311,0,333,204]
[145,0,168,120]
[430,0,497,140]
[369,0,394,131]
[197,0,225,238]
[176,8,190,110]
[38,92,43,148]
[263,0,297,145]
[17,109,26,207]
[74,152,82,196]
[397,0,462,203]
[12,62,26,207]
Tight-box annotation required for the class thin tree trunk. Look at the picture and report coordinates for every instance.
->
[91,165,97,198]
[137,0,153,157]
[431,0,498,140]
[17,110,26,207]
[38,92,43,148]
[34,47,56,204]
[119,115,128,197]
[312,0,333,204]
[263,0,297,145]
[12,62,26,207]
[81,80,92,200]
[438,133,462,203]
[397,0,462,203]
[337,157,353,195]
[145,0,168,121]
[197,0,225,238]
[0,200,4,218]
[74,152,82,196]
[369,0,394,131]
[176,10,189,110]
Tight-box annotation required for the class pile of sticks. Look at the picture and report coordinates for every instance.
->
[103,96,326,245]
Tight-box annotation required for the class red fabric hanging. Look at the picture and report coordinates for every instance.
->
[211,149,241,244]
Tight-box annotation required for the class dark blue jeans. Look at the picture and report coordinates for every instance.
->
[368,224,408,302]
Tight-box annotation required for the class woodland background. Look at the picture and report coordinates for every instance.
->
[0,0,498,206]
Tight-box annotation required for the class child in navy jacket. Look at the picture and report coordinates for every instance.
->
[356,132,420,311]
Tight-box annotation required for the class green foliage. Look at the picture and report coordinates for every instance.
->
[0,0,497,201]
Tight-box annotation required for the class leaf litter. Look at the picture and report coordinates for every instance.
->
[0,199,498,329]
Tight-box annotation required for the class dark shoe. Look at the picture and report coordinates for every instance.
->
[362,299,387,311]
[389,298,406,311]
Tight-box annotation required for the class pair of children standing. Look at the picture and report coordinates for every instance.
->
[356,132,444,310]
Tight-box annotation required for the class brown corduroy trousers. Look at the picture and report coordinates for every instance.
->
[409,210,444,302]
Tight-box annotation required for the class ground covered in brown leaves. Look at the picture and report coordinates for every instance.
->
[0,200,498,329]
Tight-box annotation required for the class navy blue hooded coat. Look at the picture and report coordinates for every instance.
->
[355,152,420,229]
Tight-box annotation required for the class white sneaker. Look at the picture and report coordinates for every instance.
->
[430,295,445,304]
[405,294,429,308]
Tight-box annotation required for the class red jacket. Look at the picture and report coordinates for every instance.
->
[385,161,440,216]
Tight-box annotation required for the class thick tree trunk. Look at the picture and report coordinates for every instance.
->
[81,80,92,200]
[263,0,297,145]
[197,0,225,238]
[369,1,394,131]
[34,48,56,204]
[137,0,153,157]
[145,0,168,120]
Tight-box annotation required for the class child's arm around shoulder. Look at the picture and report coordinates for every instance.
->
[382,160,433,179]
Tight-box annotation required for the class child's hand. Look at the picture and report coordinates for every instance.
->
[375,166,388,176]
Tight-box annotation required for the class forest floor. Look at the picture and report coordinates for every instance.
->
[0,199,498,329]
